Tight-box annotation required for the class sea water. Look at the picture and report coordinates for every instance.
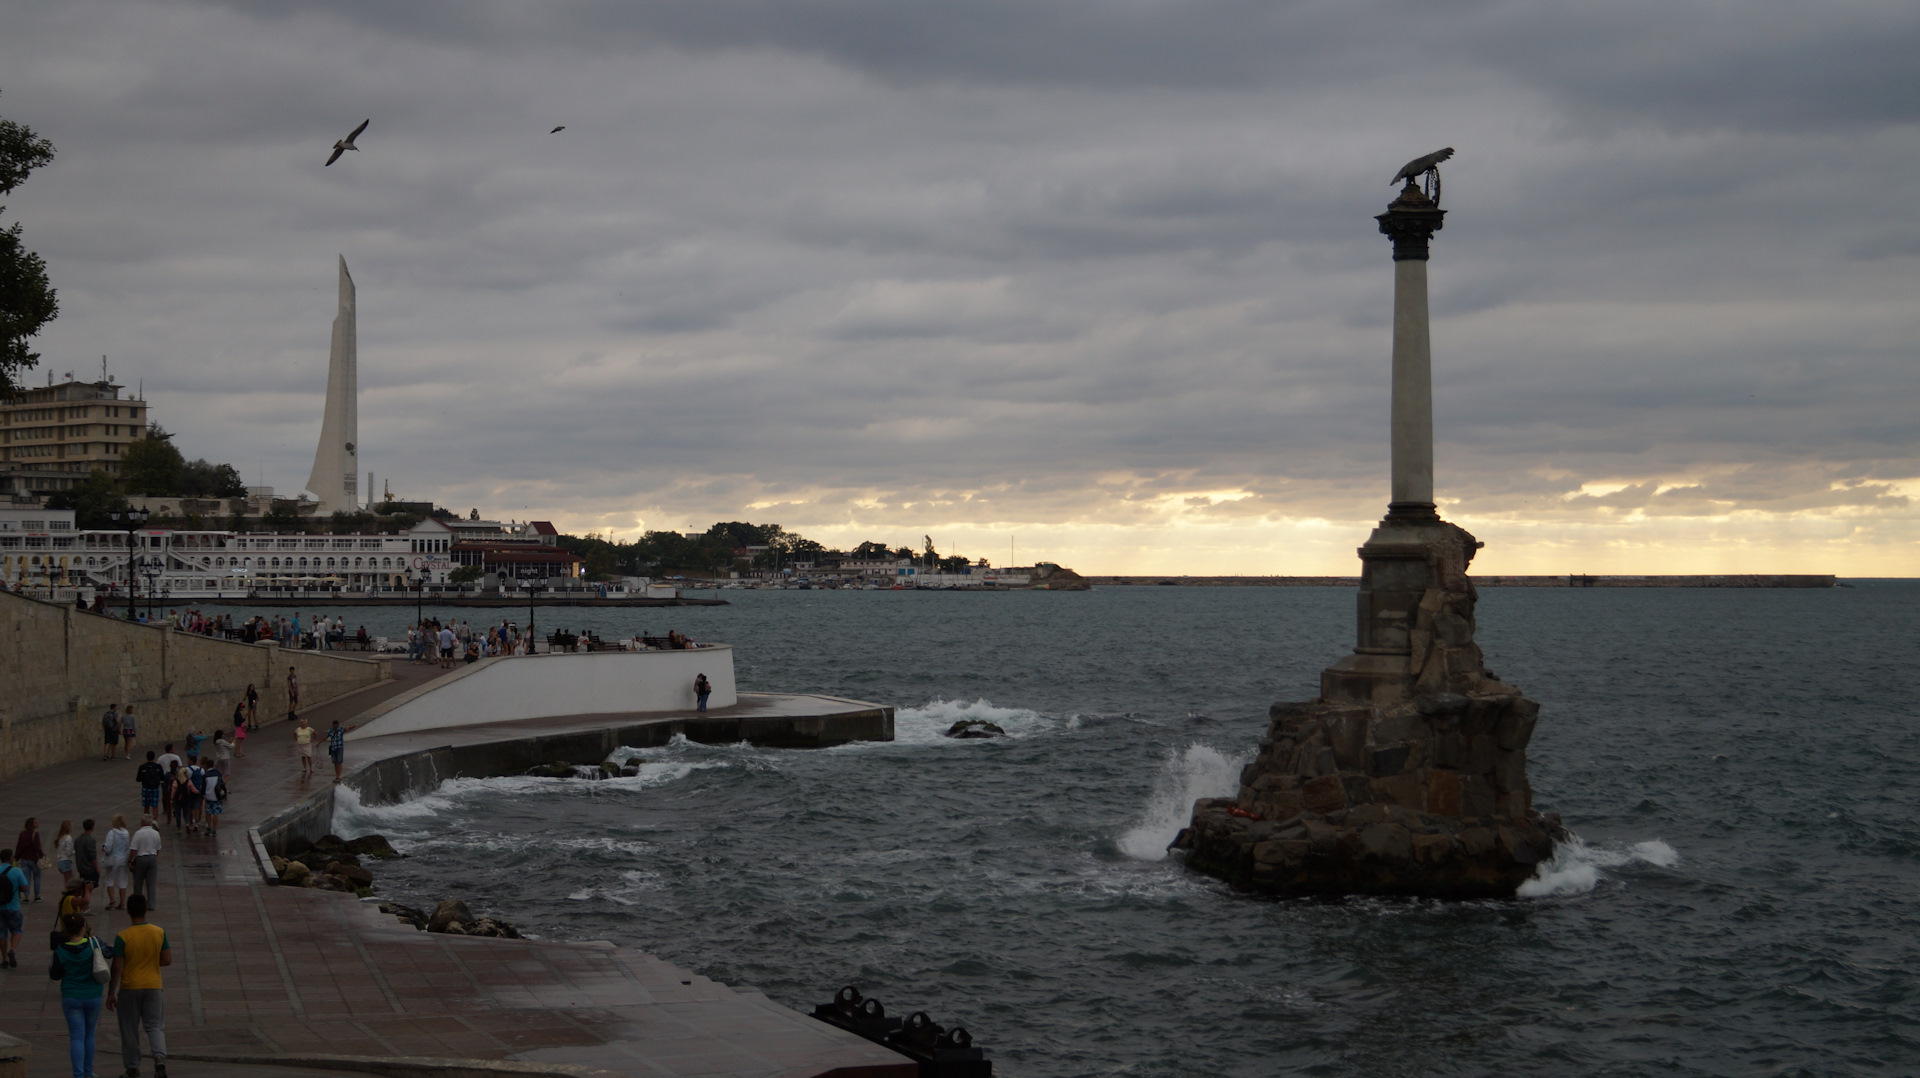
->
[322,582,1920,1076]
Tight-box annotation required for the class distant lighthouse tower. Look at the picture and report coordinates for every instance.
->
[305,256,359,514]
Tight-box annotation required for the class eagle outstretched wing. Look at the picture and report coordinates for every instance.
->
[1391,147,1455,186]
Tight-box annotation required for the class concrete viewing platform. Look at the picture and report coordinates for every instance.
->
[0,657,914,1078]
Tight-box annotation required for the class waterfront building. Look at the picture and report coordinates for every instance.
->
[3,518,460,597]
[0,506,78,586]
[0,376,149,497]
[450,519,584,584]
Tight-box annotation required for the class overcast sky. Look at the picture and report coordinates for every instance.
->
[3,0,1916,574]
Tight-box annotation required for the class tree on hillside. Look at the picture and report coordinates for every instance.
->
[852,541,891,558]
[180,458,246,497]
[46,468,127,528]
[0,92,57,397]
[119,424,185,496]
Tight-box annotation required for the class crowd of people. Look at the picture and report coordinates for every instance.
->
[8,813,172,1078]
[406,617,536,666]
[18,687,360,1077]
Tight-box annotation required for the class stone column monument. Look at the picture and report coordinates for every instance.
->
[305,256,359,515]
[1174,150,1561,898]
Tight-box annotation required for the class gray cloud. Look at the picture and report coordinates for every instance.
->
[2,0,1916,570]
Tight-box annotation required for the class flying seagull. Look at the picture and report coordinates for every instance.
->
[326,119,369,166]
[550,125,566,134]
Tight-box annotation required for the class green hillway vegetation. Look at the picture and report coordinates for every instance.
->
[558,526,986,581]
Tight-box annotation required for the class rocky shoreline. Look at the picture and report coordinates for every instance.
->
[272,831,526,938]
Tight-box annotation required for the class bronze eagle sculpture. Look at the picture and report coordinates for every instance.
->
[1391,147,1454,186]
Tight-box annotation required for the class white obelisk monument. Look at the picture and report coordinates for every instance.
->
[305,256,359,514]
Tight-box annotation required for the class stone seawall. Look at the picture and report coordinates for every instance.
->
[254,700,895,858]
[0,590,388,779]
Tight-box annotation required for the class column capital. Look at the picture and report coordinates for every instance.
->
[1376,182,1446,261]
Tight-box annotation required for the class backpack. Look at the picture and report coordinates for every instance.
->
[0,868,14,905]
[188,766,206,794]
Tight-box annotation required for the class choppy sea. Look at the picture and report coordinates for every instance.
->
[294,582,1920,1076]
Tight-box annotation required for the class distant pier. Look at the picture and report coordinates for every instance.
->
[1086,574,1840,588]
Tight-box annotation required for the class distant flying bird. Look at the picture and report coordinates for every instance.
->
[326,119,370,166]
[550,125,566,134]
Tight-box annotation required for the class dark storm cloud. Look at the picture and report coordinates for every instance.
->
[3,0,1917,571]
[213,0,1920,132]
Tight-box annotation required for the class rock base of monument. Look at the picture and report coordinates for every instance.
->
[1173,690,1563,899]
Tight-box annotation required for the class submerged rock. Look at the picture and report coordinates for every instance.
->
[525,762,578,779]
[342,834,402,860]
[946,720,1007,739]
[378,902,430,930]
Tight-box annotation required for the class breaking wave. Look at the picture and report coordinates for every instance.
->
[1519,836,1681,897]
[892,698,1058,744]
[1116,743,1249,861]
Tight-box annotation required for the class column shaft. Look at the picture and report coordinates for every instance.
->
[1390,258,1434,509]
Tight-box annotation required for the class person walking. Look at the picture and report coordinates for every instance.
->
[136,752,165,821]
[183,760,207,836]
[287,665,299,711]
[129,818,160,914]
[245,683,259,729]
[107,893,169,1078]
[201,768,226,837]
[438,624,456,669]
[154,745,181,823]
[294,716,317,778]
[212,729,234,772]
[74,820,100,891]
[101,705,121,762]
[101,816,130,911]
[0,848,25,967]
[53,821,75,889]
[14,818,44,904]
[695,673,712,712]
[120,705,138,760]
[49,911,107,1078]
[326,719,352,784]
[168,768,194,833]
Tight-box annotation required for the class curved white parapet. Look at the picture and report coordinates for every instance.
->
[348,646,737,740]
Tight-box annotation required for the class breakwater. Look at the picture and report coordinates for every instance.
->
[1085,573,1839,587]
[253,694,895,859]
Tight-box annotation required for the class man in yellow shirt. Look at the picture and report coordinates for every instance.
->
[106,893,170,1078]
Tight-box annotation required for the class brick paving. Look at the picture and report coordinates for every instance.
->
[0,659,913,1078]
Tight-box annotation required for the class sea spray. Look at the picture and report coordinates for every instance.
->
[1118,743,1249,861]
[1518,836,1681,897]
[892,699,1054,744]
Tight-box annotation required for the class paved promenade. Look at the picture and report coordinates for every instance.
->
[0,660,913,1078]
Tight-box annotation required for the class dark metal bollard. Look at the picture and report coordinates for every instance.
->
[810,988,992,1076]
[811,985,903,1044]
[883,1011,992,1077]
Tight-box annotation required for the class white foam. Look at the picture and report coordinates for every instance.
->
[330,759,726,837]
[891,699,1056,745]
[1116,743,1249,862]
[1518,835,1681,897]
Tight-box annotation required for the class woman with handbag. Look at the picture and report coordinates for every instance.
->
[49,911,108,1078]
[14,818,45,903]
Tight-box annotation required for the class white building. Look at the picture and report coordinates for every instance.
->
[4,517,457,597]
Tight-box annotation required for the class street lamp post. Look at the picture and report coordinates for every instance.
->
[140,556,162,622]
[409,569,424,628]
[108,507,151,620]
